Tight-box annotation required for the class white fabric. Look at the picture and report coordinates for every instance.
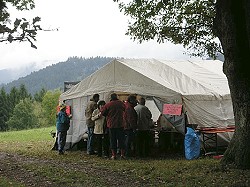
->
[60,58,235,147]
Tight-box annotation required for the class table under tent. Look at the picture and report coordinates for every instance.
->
[59,58,235,155]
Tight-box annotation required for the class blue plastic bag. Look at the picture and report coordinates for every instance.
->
[184,127,200,160]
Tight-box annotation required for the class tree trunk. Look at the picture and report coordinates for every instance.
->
[214,0,250,169]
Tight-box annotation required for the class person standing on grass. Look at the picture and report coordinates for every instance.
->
[101,93,126,160]
[91,100,107,157]
[56,103,72,155]
[124,95,138,158]
[85,93,100,155]
[134,97,153,158]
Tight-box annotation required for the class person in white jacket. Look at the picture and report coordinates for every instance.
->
[91,100,107,157]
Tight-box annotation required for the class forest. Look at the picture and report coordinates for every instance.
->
[0,84,61,131]
[0,56,114,131]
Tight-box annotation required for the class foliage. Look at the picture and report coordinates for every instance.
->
[0,85,32,131]
[41,89,61,127]
[8,86,20,111]
[19,84,32,100]
[2,86,58,129]
[114,0,220,58]
[0,0,42,48]
[6,98,38,130]
[33,87,46,102]
[0,90,8,131]
[33,101,48,127]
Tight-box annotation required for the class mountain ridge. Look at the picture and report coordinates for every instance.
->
[2,56,114,95]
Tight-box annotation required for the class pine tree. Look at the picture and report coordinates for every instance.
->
[34,88,47,102]
[19,84,32,100]
[0,87,8,131]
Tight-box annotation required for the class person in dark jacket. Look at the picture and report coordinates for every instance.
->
[56,103,72,155]
[124,95,138,157]
[85,93,99,155]
[101,93,125,159]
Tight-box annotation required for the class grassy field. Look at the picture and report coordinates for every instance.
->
[0,127,249,187]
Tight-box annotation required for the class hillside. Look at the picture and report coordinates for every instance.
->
[0,65,39,84]
[2,56,114,95]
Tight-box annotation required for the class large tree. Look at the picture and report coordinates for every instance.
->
[114,0,250,169]
[41,90,61,127]
[7,98,38,130]
[0,0,41,48]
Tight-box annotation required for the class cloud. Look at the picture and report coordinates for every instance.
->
[0,0,199,70]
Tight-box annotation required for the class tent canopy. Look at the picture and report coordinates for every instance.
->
[60,58,234,147]
[61,58,230,101]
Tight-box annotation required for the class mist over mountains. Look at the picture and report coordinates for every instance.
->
[0,60,58,84]
[0,65,38,84]
[1,56,114,95]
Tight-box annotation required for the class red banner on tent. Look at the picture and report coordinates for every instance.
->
[163,104,182,115]
[57,105,71,116]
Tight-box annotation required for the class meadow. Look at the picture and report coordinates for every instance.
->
[0,127,249,187]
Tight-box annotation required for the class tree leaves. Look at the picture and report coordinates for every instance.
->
[114,0,218,58]
[0,0,41,48]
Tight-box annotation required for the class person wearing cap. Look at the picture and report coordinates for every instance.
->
[85,93,100,155]
[101,93,126,159]
[56,103,72,155]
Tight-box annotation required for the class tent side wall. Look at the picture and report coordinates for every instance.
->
[65,97,88,149]
[183,95,235,143]
[65,93,107,149]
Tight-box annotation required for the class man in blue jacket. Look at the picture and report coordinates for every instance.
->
[56,103,72,155]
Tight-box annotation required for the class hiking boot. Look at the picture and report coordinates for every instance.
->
[58,151,64,155]
[103,155,109,159]
[120,155,126,160]
[87,151,95,155]
[110,155,116,160]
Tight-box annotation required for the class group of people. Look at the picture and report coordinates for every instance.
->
[85,93,154,159]
[56,92,154,159]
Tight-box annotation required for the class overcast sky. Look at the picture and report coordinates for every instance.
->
[0,0,201,70]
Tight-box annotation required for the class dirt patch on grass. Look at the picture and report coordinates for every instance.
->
[0,152,149,187]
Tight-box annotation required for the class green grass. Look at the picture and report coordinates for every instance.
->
[0,176,25,187]
[0,127,54,142]
[0,127,55,156]
[0,127,250,186]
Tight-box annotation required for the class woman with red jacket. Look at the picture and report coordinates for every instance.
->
[101,93,125,159]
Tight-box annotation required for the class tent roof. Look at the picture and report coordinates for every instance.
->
[60,58,230,100]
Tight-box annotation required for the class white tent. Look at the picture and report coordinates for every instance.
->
[60,58,235,148]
